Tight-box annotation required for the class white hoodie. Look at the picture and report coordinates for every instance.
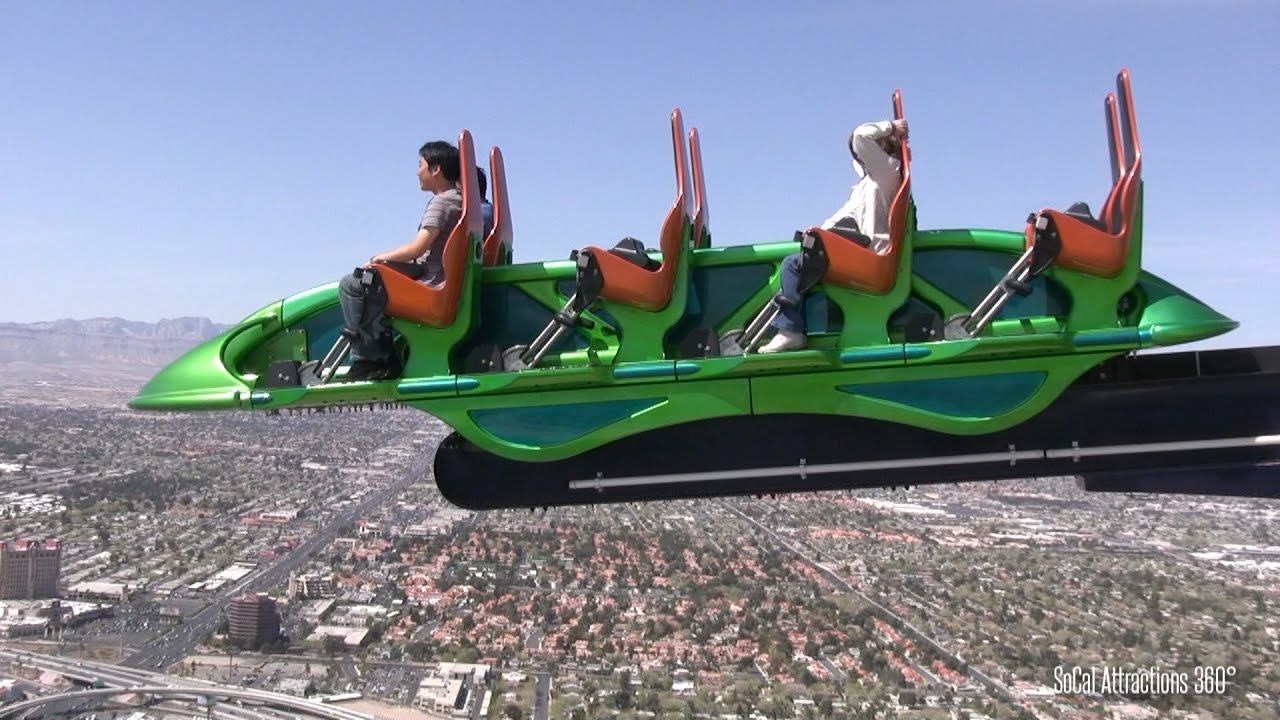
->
[819,120,903,254]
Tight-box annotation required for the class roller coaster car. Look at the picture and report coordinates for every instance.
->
[131,69,1257,507]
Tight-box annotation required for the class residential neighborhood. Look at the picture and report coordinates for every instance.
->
[0,359,1277,719]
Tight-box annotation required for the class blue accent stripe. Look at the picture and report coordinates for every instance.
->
[249,390,272,406]
[904,346,932,360]
[613,362,676,380]
[1073,328,1150,348]
[457,378,480,391]
[674,362,701,377]
[397,378,457,394]
[840,371,1047,417]
[839,347,905,364]
[471,398,664,446]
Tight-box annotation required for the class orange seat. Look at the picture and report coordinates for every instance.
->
[579,109,690,312]
[481,146,513,266]
[807,89,911,295]
[377,129,483,328]
[689,127,710,249]
[1027,69,1142,278]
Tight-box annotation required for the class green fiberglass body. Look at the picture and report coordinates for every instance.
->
[131,70,1264,506]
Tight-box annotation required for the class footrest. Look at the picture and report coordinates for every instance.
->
[1004,279,1032,297]
[553,310,595,330]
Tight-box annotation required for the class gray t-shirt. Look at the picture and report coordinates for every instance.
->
[416,188,463,282]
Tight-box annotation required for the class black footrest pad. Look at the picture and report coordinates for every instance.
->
[1005,279,1032,297]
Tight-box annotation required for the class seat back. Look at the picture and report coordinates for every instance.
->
[481,146,513,266]
[1111,69,1141,217]
[657,108,691,270]
[1033,69,1143,281]
[1106,93,1126,186]
[1096,91,1136,234]
[884,89,912,260]
[583,109,689,313]
[434,130,482,318]
[689,127,710,249]
[1111,68,1142,232]
[642,108,690,301]
[382,129,482,328]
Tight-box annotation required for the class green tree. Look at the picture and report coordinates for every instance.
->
[615,671,634,710]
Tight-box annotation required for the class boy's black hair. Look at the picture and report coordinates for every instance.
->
[476,166,488,200]
[418,141,461,182]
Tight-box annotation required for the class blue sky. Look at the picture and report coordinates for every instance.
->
[2,1,1277,349]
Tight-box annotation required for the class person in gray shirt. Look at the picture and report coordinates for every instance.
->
[336,140,462,381]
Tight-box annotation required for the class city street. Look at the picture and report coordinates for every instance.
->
[122,456,426,669]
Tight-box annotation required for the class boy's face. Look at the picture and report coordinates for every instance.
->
[417,157,442,192]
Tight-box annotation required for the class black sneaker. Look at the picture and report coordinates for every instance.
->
[381,352,404,380]
[347,355,403,382]
[345,360,388,382]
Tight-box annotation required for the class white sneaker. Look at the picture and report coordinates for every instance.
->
[758,329,807,354]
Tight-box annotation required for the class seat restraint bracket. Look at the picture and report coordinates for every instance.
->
[299,328,359,386]
[505,252,601,371]
[720,231,830,356]
[945,212,1062,340]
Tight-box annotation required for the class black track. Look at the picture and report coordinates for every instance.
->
[433,346,1280,509]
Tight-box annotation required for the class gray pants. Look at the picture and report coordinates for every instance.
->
[337,270,393,362]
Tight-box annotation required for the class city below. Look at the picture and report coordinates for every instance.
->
[0,339,1277,720]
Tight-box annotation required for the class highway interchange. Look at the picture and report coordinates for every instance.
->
[0,647,371,719]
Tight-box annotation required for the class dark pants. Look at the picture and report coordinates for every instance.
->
[772,253,805,332]
[337,270,393,362]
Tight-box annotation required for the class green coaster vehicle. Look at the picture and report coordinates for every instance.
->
[132,70,1270,508]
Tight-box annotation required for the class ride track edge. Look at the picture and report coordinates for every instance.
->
[432,344,1280,509]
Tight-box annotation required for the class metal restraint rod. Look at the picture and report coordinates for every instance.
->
[961,242,1038,338]
[506,252,599,371]
[947,213,1060,340]
[317,332,354,384]
[517,292,585,370]
[721,231,829,355]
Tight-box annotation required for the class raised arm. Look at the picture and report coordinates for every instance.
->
[849,120,903,185]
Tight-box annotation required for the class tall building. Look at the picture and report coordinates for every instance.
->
[288,573,336,600]
[227,593,280,647]
[0,539,60,600]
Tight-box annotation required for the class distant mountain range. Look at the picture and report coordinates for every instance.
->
[0,318,230,366]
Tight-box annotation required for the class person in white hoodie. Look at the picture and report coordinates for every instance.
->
[759,118,909,353]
